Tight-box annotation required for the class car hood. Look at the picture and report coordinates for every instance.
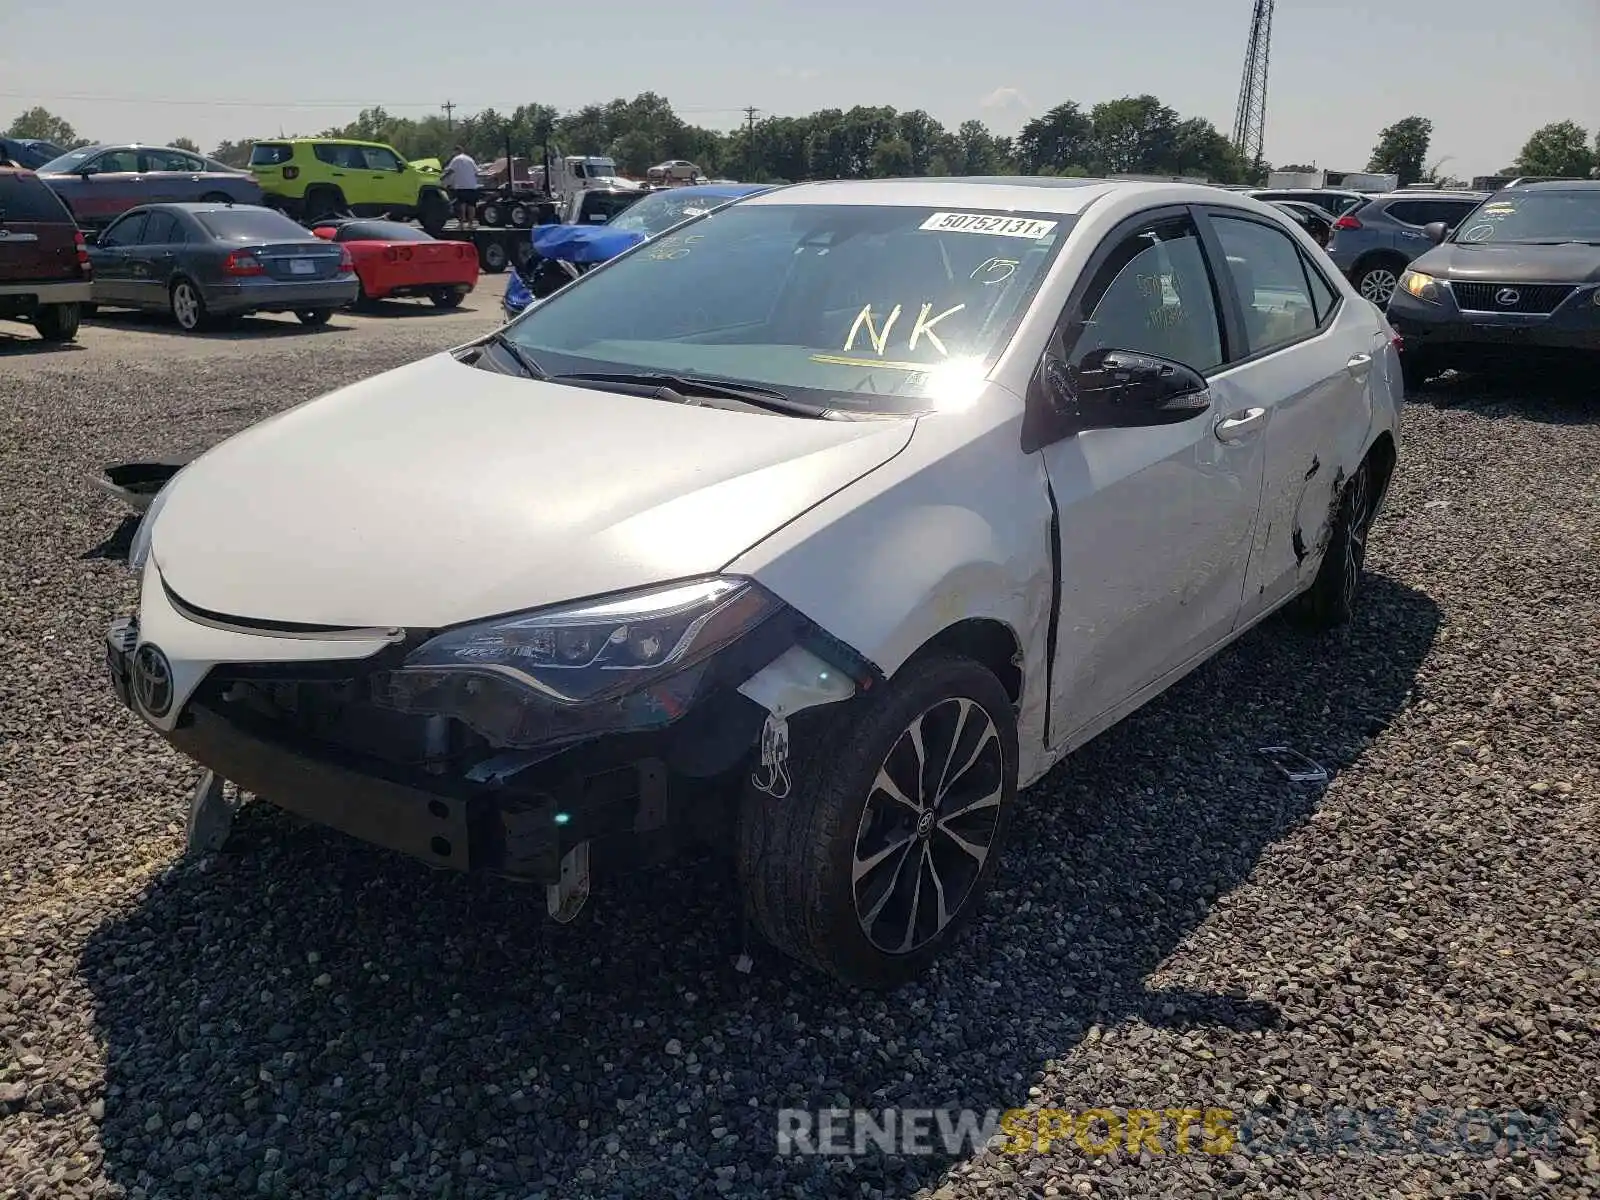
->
[150,352,914,629]
[1416,243,1600,285]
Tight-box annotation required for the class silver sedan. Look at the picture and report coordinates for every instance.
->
[86,203,358,331]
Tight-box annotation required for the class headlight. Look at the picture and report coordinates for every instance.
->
[1400,270,1443,303]
[370,577,785,747]
[127,476,182,574]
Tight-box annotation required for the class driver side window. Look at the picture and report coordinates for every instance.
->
[1068,215,1224,375]
[100,212,147,248]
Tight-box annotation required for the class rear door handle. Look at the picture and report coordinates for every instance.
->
[1346,352,1374,377]
[1214,407,1268,442]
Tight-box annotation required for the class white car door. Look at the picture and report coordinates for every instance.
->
[1028,206,1268,743]
[1195,205,1382,624]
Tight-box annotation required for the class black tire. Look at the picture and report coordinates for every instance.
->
[737,653,1018,989]
[508,203,532,228]
[417,190,450,236]
[429,288,464,309]
[510,240,534,271]
[295,308,333,327]
[479,200,505,227]
[1289,457,1376,631]
[303,186,344,224]
[33,302,81,343]
[480,241,508,274]
[1354,259,1405,308]
[168,278,209,332]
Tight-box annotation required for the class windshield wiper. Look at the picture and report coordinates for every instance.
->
[547,371,830,418]
[474,331,546,379]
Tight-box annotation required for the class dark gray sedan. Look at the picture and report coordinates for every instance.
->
[35,144,263,228]
[87,203,358,331]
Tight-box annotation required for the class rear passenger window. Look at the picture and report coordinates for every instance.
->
[1384,201,1431,226]
[100,212,147,248]
[1301,253,1339,324]
[0,172,72,221]
[250,143,293,167]
[141,212,179,244]
[1069,214,1224,374]
[1211,215,1322,356]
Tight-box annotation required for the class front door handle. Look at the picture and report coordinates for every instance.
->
[1214,407,1268,442]
[1346,352,1374,377]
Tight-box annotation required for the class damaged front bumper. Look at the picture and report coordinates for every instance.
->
[107,569,869,884]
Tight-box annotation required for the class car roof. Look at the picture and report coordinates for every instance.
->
[263,137,394,148]
[122,202,281,217]
[1513,179,1600,192]
[740,176,1210,216]
[1370,190,1487,200]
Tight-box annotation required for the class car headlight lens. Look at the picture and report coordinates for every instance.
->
[1400,270,1442,303]
[370,577,785,747]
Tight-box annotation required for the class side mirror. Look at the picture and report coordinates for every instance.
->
[1041,347,1210,432]
[77,165,99,178]
[1423,221,1449,244]
[81,228,99,245]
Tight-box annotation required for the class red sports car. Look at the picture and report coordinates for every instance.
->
[310,218,478,307]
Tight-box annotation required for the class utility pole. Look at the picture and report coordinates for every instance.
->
[442,100,457,133]
[742,106,761,179]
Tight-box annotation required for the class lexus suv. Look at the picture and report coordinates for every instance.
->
[1387,181,1600,386]
[0,166,92,343]
[1327,191,1488,306]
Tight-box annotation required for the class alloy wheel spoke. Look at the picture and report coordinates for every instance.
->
[861,839,916,928]
[929,698,972,804]
[922,844,952,934]
[852,829,915,885]
[935,820,992,868]
[937,719,999,807]
[871,766,922,816]
[897,848,928,953]
[939,785,1003,826]
[905,713,930,802]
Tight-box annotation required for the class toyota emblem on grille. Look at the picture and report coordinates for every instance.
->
[1495,288,1521,306]
[132,643,174,717]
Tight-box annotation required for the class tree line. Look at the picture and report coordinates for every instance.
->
[8,99,1598,187]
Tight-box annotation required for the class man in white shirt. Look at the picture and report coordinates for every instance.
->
[442,145,481,229]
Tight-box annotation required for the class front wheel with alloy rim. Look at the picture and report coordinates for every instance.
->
[737,654,1017,988]
[169,279,207,332]
[1289,458,1377,630]
[1355,262,1403,306]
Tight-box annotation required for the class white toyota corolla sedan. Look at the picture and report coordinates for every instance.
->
[108,177,1402,988]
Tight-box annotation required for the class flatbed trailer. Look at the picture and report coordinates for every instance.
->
[435,221,545,274]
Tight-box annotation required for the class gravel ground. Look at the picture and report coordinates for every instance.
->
[1,305,1596,1199]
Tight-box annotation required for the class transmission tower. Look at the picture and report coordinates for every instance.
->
[1231,0,1274,169]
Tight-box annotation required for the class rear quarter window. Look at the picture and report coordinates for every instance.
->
[0,172,74,222]
[249,143,293,167]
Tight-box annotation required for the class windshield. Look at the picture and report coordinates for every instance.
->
[609,192,736,236]
[504,202,1072,412]
[1454,191,1600,244]
[36,147,100,173]
[195,208,313,242]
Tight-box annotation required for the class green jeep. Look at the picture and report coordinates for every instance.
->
[248,139,451,233]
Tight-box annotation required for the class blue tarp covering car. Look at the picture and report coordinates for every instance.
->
[502,183,772,319]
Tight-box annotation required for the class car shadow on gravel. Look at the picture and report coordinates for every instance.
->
[78,574,1440,1198]
[353,299,482,318]
[0,333,85,356]
[85,310,350,339]
[1410,360,1598,424]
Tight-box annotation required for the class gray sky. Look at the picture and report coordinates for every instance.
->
[3,0,1596,176]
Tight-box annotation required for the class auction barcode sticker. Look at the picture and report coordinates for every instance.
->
[920,212,1057,239]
